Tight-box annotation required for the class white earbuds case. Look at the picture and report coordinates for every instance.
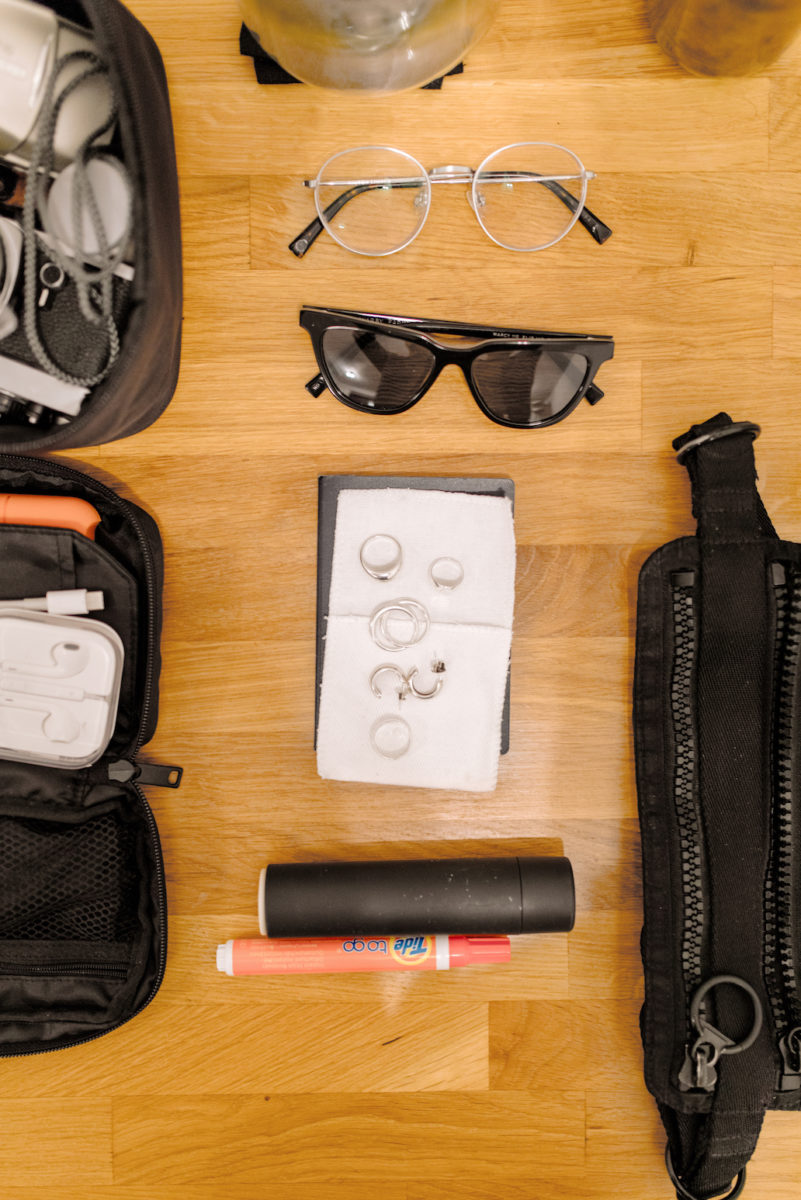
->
[0,608,124,767]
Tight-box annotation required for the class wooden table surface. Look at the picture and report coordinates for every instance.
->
[5,1,801,1196]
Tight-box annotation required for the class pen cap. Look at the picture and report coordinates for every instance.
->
[259,856,575,938]
[448,935,511,966]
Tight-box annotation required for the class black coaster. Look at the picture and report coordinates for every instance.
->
[239,24,464,88]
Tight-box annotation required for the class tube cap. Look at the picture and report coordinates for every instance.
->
[519,856,575,933]
[449,935,511,966]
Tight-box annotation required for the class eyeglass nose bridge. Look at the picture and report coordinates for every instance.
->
[425,164,483,212]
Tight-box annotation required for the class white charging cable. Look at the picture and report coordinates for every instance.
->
[0,588,104,615]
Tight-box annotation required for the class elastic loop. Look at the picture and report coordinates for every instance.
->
[675,421,760,463]
[665,1146,746,1200]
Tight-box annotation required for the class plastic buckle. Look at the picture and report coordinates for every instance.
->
[675,421,761,463]
[665,1146,746,1200]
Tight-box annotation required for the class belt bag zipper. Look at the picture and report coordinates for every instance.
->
[768,563,801,1093]
[634,414,801,1199]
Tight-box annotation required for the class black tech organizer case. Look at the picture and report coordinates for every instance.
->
[0,453,180,1055]
[634,414,801,1198]
[0,0,182,451]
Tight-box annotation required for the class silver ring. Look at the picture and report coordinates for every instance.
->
[360,534,402,581]
[370,715,411,758]
[430,557,464,590]
[369,598,429,651]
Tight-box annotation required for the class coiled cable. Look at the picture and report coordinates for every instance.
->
[21,50,132,389]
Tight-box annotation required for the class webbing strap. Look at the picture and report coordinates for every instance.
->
[666,414,777,1198]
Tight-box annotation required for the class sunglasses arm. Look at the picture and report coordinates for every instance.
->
[306,372,328,396]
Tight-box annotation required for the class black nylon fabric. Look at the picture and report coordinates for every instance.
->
[0,456,168,1055]
[636,413,790,1199]
[672,419,776,1197]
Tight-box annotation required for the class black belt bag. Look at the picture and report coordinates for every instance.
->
[634,413,801,1199]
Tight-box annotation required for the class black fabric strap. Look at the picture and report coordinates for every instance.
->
[667,414,777,1198]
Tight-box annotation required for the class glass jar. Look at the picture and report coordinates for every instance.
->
[239,0,502,92]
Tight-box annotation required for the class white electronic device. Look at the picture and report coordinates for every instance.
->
[0,608,123,767]
[0,214,23,340]
[0,0,114,168]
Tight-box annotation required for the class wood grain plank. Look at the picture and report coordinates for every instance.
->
[0,1004,489,1096]
[489,999,643,1089]
[111,1093,585,1185]
[0,1102,112,1185]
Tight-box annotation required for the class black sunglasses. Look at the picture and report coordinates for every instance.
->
[300,306,614,429]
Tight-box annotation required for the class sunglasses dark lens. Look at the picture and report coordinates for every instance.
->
[321,327,437,412]
[471,347,590,426]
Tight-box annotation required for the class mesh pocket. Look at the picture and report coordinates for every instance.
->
[0,814,140,942]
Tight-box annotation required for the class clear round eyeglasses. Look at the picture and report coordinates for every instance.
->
[289,142,612,258]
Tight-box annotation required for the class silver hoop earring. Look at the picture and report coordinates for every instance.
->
[406,665,444,700]
[360,534,402,581]
[369,598,429,651]
[369,663,411,701]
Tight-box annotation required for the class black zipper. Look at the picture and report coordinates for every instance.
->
[669,571,706,998]
[0,962,128,980]
[668,569,724,1094]
[768,563,801,1092]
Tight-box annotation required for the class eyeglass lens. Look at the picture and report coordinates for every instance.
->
[470,347,590,424]
[316,147,429,256]
[321,327,437,411]
[474,144,587,251]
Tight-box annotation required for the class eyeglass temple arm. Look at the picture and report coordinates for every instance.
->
[289,180,422,257]
[305,369,604,405]
[289,177,612,257]
[474,171,611,244]
[538,179,612,244]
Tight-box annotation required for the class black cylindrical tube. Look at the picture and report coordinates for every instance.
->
[258,856,575,938]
